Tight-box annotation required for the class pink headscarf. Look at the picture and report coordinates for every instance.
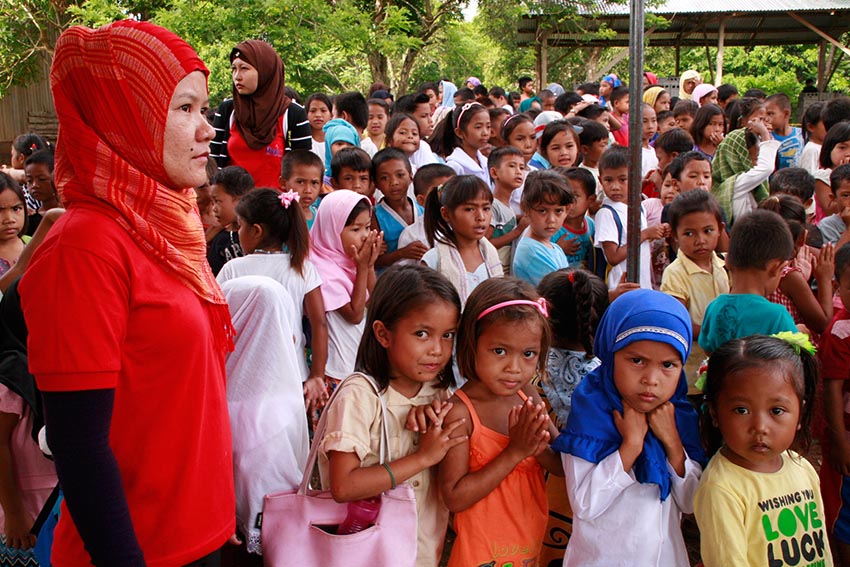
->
[310,190,371,312]
[691,83,718,107]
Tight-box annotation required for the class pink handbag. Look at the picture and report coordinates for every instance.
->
[260,373,418,567]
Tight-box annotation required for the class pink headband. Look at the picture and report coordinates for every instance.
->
[456,102,479,129]
[477,298,549,321]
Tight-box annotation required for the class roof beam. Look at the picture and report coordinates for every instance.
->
[787,11,850,58]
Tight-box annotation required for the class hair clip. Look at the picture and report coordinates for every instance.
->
[567,271,575,283]
[771,331,816,356]
[29,143,37,151]
[278,190,300,209]
[477,298,549,321]
[694,358,709,392]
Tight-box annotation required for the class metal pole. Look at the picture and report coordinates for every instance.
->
[627,0,645,283]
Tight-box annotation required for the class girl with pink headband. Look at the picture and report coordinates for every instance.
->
[438,277,562,567]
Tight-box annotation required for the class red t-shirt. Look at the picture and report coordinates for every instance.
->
[228,117,285,188]
[20,207,234,567]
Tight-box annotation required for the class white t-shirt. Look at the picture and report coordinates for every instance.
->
[311,137,326,166]
[397,217,430,266]
[217,254,322,381]
[326,309,366,381]
[641,146,659,178]
[594,199,652,290]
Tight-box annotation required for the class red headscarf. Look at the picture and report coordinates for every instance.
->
[50,20,233,351]
[230,40,291,150]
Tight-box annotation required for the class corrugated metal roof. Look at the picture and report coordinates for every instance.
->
[517,0,850,47]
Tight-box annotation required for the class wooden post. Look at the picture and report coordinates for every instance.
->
[675,46,680,76]
[716,19,725,86]
[540,30,550,90]
[817,41,826,91]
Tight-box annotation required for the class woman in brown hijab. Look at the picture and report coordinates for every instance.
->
[210,40,312,187]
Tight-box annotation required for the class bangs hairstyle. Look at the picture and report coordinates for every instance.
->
[356,264,461,391]
[539,120,579,154]
[211,165,254,196]
[726,209,794,270]
[831,163,850,193]
[801,101,825,143]
[0,172,28,237]
[522,169,575,209]
[667,190,724,233]
[385,113,421,144]
[306,92,332,114]
[280,149,323,180]
[330,147,372,181]
[668,151,709,181]
[671,99,698,118]
[690,104,726,146]
[371,147,412,179]
[367,98,391,114]
[456,277,551,383]
[423,175,492,247]
[24,148,55,172]
[235,188,309,274]
[429,102,488,157]
[345,198,372,226]
[598,145,629,174]
[701,335,817,457]
[501,112,534,140]
[821,122,850,169]
[538,268,608,356]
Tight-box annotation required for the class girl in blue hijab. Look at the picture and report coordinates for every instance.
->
[553,289,705,567]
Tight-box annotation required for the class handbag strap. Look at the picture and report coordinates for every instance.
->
[299,373,392,495]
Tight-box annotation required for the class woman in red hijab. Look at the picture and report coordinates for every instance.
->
[210,40,312,187]
[20,20,235,567]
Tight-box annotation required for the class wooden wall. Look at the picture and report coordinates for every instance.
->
[0,59,57,157]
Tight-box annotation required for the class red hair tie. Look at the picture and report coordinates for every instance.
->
[568,272,575,283]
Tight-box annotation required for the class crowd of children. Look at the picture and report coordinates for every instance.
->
[5,57,850,567]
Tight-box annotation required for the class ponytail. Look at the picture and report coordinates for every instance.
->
[423,181,453,247]
[235,188,310,275]
[423,175,491,248]
[538,268,608,356]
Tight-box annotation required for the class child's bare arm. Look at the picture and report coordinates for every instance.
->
[439,399,547,512]
[613,402,647,472]
[601,241,627,266]
[303,288,329,412]
[647,402,685,476]
[329,415,467,502]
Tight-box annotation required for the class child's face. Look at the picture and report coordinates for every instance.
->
[659,174,680,205]
[807,120,827,144]
[391,118,420,156]
[599,80,613,98]
[654,92,671,113]
[642,106,658,142]
[24,162,54,203]
[702,114,726,143]
[507,122,537,163]
[442,196,492,244]
[544,130,579,168]
[210,183,238,227]
[832,179,850,212]
[0,188,25,241]
[655,147,674,171]
[699,90,719,106]
[235,214,260,255]
[473,318,543,396]
[679,160,713,192]
[416,174,453,207]
[281,164,323,208]
[331,141,355,156]
[9,146,23,169]
[375,159,412,203]
[710,366,801,473]
[613,94,630,116]
[658,115,676,133]
[423,88,438,112]
[412,103,434,139]
[581,138,608,165]
[340,208,372,256]
[675,210,721,265]
[308,101,331,132]
[567,180,593,218]
[600,166,629,203]
[613,340,682,414]
[830,139,850,167]
[374,299,458,395]
[764,102,789,131]
[490,155,525,191]
[367,104,388,137]
[674,114,694,131]
[456,110,491,152]
[334,167,372,196]
[594,112,612,131]
[525,199,569,241]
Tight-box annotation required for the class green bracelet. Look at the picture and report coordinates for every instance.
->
[382,462,397,489]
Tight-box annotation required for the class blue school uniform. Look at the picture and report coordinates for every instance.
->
[375,198,424,252]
